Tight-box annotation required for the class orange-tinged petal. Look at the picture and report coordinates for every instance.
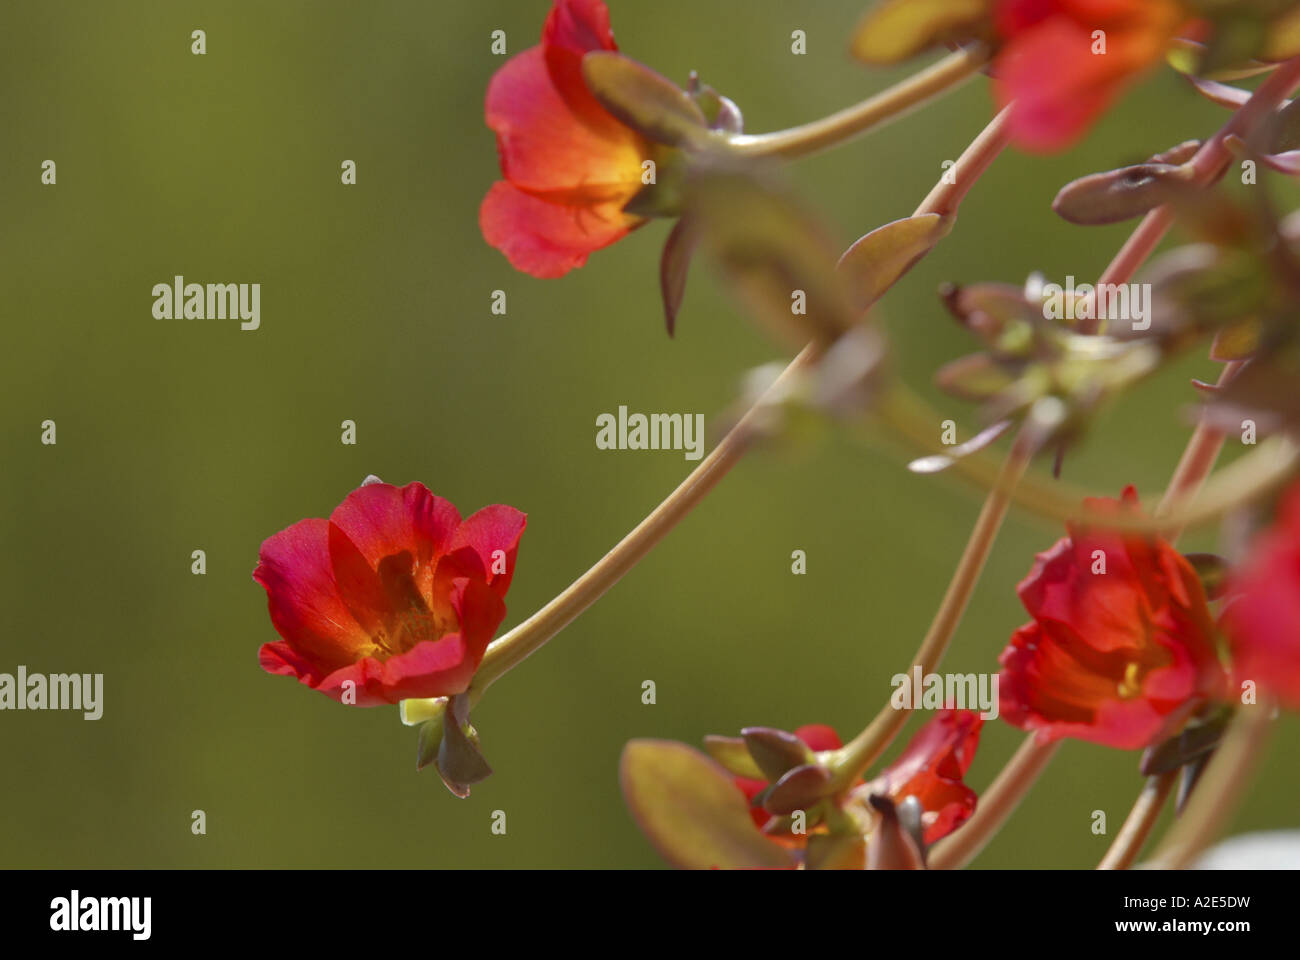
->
[486,45,647,200]
[480,180,640,278]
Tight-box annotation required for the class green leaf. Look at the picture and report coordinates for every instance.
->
[416,715,444,772]
[702,734,765,779]
[1183,73,1251,109]
[1167,38,1275,81]
[1263,6,1300,60]
[850,0,989,64]
[741,727,814,781]
[1199,14,1268,77]
[837,213,952,312]
[934,352,1018,401]
[805,832,866,870]
[659,216,699,337]
[1206,346,1300,435]
[1210,318,1262,362]
[1139,708,1232,777]
[1052,163,1194,226]
[763,764,834,816]
[940,282,1035,339]
[620,740,796,869]
[434,694,492,798]
[1271,98,1300,153]
[582,51,711,148]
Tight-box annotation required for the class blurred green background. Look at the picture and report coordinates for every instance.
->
[1,0,1296,869]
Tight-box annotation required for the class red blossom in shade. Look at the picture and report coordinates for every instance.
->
[862,709,983,844]
[480,0,652,278]
[1223,484,1300,709]
[992,0,1189,152]
[998,486,1226,749]
[254,480,525,707]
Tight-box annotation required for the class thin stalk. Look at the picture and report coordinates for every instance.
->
[1097,771,1178,870]
[730,48,988,160]
[928,737,1061,870]
[827,435,1032,791]
[466,343,821,702]
[822,109,1016,790]
[1097,357,1243,868]
[1149,704,1274,869]
[465,105,1012,707]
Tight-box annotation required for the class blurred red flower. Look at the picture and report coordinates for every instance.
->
[1223,484,1300,709]
[992,0,1188,151]
[998,486,1226,748]
[480,0,650,277]
[255,479,525,706]
[863,709,983,844]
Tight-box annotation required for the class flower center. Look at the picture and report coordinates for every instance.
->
[1117,661,1143,699]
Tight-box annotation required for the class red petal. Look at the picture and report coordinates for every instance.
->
[1225,484,1300,708]
[542,0,622,125]
[326,521,393,638]
[451,504,528,599]
[485,45,645,198]
[994,17,1131,152]
[327,481,461,601]
[253,518,369,674]
[869,710,983,844]
[480,180,639,278]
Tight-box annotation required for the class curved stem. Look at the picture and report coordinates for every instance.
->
[828,435,1033,791]
[929,736,1060,870]
[730,47,988,160]
[466,344,821,702]
[1098,771,1178,870]
[465,106,1013,708]
[1149,704,1274,869]
[914,105,1011,216]
[816,110,1016,790]
[436,103,1011,716]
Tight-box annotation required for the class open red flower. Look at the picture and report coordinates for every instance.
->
[255,479,525,706]
[992,0,1189,151]
[1223,483,1300,709]
[480,0,651,277]
[998,486,1225,749]
[861,709,983,844]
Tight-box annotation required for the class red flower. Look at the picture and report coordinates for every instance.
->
[480,0,651,278]
[998,486,1225,749]
[862,709,983,844]
[1223,484,1300,709]
[255,479,525,706]
[992,0,1189,151]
